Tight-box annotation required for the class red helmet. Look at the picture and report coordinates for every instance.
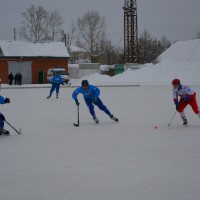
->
[172,79,180,85]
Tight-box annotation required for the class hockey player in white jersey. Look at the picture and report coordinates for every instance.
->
[172,79,200,125]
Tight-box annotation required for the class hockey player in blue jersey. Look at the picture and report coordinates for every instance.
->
[0,95,10,135]
[72,80,118,123]
[47,71,63,99]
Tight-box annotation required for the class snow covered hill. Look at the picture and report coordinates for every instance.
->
[71,61,200,85]
[75,39,200,85]
[158,39,200,62]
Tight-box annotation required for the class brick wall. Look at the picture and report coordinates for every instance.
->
[0,60,8,83]
[0,58,68,84]
[32,58,68,84]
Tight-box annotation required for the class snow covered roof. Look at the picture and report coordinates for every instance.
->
[0,40,70,58]
[70,45,86,53]
[158,39,200,62]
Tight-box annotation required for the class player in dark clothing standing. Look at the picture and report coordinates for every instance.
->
[8,72,14,85]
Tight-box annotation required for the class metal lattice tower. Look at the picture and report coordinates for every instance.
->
[123,0,138,63]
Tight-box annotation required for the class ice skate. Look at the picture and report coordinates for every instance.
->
[0,128,10,135]
[182,117,188,126]
[93,116,99,124]
[110,115,119,122]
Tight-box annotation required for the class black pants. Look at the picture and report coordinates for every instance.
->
[9,80,13,85]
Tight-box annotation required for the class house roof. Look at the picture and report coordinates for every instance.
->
[0,40,70,58]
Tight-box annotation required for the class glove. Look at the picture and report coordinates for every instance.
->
[176,104,180,111]
[75,99,79,106]
[92,97,98,104]
[4,98,10,104]
[0,114,5,121]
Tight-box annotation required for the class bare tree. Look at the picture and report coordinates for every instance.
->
[160,35,171,52]
[138,30,171,64]
[77,10,106,57]
[19,5,63,42]
[62,20,77,52]
[48,10,63,41]
[108,46,124,64]
[138,29,153,63]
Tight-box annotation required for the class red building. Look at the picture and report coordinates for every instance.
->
[0,41,70,84]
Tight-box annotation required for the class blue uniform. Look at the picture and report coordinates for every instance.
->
[0,95,5,128]
[72,85,112,118]
[49,75,63,97]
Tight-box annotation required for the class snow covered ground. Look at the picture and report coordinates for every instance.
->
[69,39,200,85]
[0,38,200,199]
[77,61,200,85]
[0,85,200,200]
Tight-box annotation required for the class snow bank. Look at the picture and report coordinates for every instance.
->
[76,39,200,85]
[68,39,200,85]
[71,61,200,85]
[159,39,200,62]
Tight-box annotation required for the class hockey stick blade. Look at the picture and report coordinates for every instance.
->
[74,123,79,127]
[168,111,177,128]
[5,120,21,135]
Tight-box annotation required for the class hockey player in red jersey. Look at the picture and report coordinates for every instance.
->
[172,79,200,125]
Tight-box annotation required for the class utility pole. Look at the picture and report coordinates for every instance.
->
[123,0,138,63]
[64,33,67,47]
[13,28,16,40]
[61,30,67,47]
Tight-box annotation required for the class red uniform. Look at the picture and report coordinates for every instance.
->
[173,85,200,114]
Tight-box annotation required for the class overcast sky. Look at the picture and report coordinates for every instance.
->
[0,0,200,46]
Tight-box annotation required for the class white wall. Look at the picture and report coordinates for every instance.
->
[68,64,100,79]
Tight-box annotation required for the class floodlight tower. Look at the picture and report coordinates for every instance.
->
[123,0,138,63]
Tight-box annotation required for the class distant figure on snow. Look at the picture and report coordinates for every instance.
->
[72,80,118,124]
[18,73,22,85]
[47,71,63,99]
[14,73,19,85]
[8,72,13,85]
[172,78,200,126]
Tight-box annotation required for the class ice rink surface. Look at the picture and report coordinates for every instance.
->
[0,85,200,200]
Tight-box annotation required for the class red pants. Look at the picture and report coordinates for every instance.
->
[178,94,200,114]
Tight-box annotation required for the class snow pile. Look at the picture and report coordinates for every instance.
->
[73,39,200,85]
[71,61,200,85]
[111,61,200,84]
[159,39,200,62]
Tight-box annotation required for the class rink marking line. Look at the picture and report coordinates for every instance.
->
[1,85,140,89]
